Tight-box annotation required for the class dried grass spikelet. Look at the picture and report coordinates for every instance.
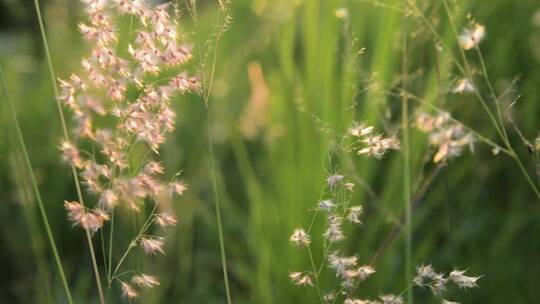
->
[349,122,400,159]
[132,274,160,288]
[140,236,165,255]
[289,228,311,246]
[289,272,313,286]
[414,112,475,163]
[458,22,485,50]
[120,281,139,299]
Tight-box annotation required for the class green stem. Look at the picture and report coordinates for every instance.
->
[31,1,105,302]
[1,69,74,304]
[108,211,115,287]
[307,246,324,304]
[110,203,158,282]
[190,1,233,302]
[475,46,509,143]
[401,4,413,303]
[512,154,540,200]
[205,107,233,304]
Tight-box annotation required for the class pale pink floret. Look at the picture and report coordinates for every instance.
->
[140,237,165,255]
[132,274,160,288]
[64,200,85,225]
[120,281,139,299]
[60,141,85,169]
[169,180,188,196]
[155,212,178,228]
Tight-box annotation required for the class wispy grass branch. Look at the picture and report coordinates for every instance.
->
[188,1,233,302]
[401,3,413,302]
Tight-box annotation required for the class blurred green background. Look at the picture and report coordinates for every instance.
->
[1,0,540,303]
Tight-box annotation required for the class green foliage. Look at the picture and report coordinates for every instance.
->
[1,0,539,303]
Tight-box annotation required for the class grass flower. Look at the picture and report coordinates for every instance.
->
[289,272,314,286]
[350,122,400,159]
[448,270,481,289]
[132,274,160,288]
[458,23,486,50]
[140,237,166,255]
[120,281,139,299]
[452,78,476,94]
[155,212,178,228]
[290,228,311,246]
[415,112,475,163]
[347,205,364,225]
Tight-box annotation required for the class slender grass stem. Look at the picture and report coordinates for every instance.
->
[475,46,509,143]
[31,1,105,302]
[110,203,158,281]
[401,4,413,303]
[204,108,233,304]
[108,211,115,286]
[442,166,457,265]
[1,69,74,304]
[189,1,233,302]
[512,154,540,200]
[100,229,108,277]
[307,246,324,304]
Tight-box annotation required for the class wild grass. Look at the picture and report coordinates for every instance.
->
[0,0,539,303]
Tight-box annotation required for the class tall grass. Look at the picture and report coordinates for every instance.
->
[1,0,539,303]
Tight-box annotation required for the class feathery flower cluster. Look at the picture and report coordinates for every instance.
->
[58,0,199,298]
[290,228,311,246]
[349,122,400,159]
[414,264,481,302]
[289,169,392,303]
[415,112,475,163]
[289,272,314,286]
[458,23,485,50]
[452,78,476,94]
[289,128,480,303]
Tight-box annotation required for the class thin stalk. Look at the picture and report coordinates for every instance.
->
[31,1,105,302]
[442,166,456,265]
[110,203,158,281]
[401,4,413,303]
[108,211,115,285]
[189,1,233,302]
[204,108,233,304]
[307,246,324,304]
[475,46,509,142]
[512,154,540,200]
[100,229,108,277]
[1,70,74,304]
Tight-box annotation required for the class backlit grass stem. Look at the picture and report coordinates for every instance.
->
[31,1,106,302]
[401,3,413,303]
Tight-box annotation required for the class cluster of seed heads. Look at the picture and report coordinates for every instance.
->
[415,112,475,163]
[289,122,480,303]
[58,0,199,299]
